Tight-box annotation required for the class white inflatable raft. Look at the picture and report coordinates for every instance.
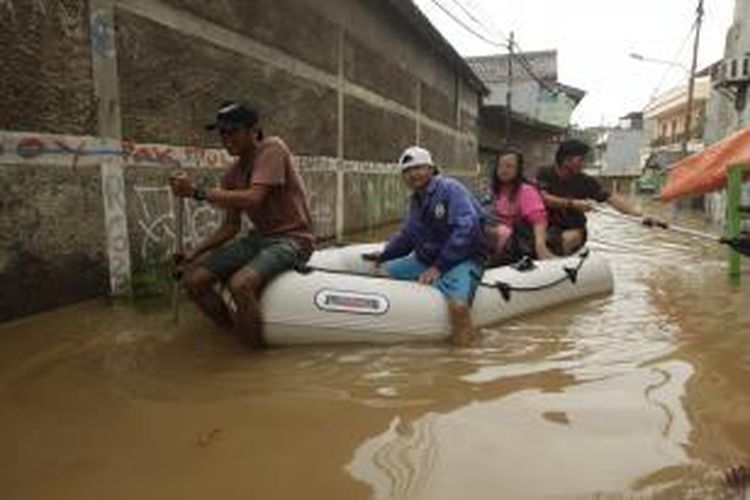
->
[259,243,613,345]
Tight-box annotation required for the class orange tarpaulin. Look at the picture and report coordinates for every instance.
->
[659,126,750,201]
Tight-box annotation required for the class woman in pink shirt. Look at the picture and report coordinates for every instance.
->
[487,150,552,264]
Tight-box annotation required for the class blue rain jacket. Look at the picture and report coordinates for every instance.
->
[380,175,486,271]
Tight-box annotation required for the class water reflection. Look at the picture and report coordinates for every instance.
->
[349,361,693,500]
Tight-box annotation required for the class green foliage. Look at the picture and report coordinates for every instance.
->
[131,250,175,307]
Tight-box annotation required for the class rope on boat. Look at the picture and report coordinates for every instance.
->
[472,249,590,302]
[296,250,590,303]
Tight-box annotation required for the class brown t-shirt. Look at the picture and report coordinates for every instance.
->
[221,137,314,254]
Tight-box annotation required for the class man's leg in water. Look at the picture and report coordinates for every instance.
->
[227,267,266,348]
[183,266,233,330]
[227,237,303,348]
[434,260,483,346]
[447,299,473,346]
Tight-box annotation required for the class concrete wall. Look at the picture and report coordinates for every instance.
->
[0,0,486,160]
[1,0,481,164]
[0,0,96,134]
[1,163,108,322]
[114,3,338,155]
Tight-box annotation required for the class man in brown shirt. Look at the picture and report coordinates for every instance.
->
[169,101,314,348]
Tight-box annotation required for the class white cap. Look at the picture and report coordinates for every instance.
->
[398,146,434,171]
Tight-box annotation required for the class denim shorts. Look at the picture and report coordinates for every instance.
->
[384,253,483,305]
[203,233,304,282]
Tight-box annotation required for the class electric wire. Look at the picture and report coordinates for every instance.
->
[427,0,561,95]
[445,0,509,44]
[427,0,506,49]
[645,20,698,105]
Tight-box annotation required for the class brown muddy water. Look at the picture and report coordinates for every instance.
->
[1,208,750,500]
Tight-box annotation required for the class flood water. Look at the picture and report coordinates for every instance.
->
[1,205,749,499]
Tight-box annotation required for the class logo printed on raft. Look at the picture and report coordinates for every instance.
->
[314,289,390,315]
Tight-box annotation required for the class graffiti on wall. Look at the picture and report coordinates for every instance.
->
[133,185,222,261]
[0,131,232,170]
[101,160,132,294]
[132,185,341,258]
[1,0,86,38]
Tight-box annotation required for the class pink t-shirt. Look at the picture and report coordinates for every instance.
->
[494,182,547,228]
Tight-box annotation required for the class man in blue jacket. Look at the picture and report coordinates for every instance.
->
[366,146,486,346]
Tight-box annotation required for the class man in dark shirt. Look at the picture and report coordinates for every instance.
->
[537,139,647,255]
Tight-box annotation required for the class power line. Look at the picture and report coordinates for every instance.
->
[426,0,561,95]
[463,0,510,42]
[441,0,559,94]
[427,0,506,49]
[646,20,697,104]
[513,47,560,94]
[445,0,509,44]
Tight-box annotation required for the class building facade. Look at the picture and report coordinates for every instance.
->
[642,75,711,157]
[703,0,750,223]
[589,113,645,194]
[466,50,584,180]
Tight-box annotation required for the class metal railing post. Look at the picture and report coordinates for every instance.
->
[727,163,749,282]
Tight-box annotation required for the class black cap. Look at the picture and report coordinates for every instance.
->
[205,101,259,131]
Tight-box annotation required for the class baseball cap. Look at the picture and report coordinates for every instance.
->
[205,101,259,131]
[398,146,434,171]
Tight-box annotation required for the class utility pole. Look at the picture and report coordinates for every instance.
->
[682,0,704,156]
[505,31,514,145]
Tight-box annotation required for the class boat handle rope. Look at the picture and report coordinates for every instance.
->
[295,250,590,304]
[472,249,590,302]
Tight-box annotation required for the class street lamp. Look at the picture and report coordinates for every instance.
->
[629,52,696,156]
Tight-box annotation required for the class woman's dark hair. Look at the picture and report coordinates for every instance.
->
[491,149,526,199]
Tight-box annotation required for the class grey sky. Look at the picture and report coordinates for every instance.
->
[413,0,734,127]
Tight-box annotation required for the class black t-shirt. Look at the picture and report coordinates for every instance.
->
[536,166,611,229]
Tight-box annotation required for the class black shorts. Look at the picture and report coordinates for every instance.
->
[546,226,587,256]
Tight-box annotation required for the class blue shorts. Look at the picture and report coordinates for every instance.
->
[384,254,483,305]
